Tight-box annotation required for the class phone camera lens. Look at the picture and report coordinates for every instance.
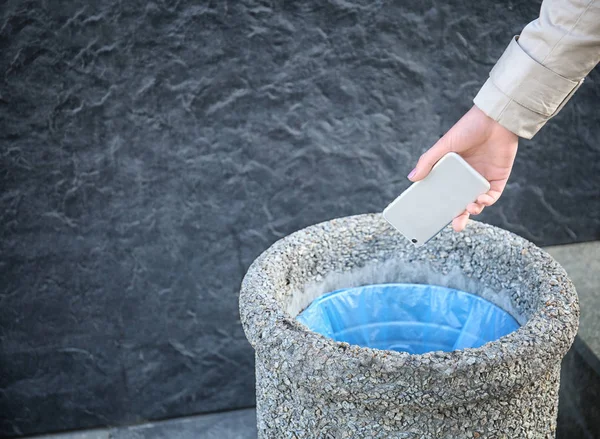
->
[411,239,418,244]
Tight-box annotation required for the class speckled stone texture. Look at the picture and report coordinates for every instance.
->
[1,0,598,436]
[240,214,579,439]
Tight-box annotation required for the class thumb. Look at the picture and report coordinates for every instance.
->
[408,136,452,182]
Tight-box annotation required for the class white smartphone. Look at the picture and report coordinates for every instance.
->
[383,152,490,247]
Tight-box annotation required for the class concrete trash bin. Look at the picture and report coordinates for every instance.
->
[239,214,579,439]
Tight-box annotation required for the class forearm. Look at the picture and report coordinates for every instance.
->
[474,0,600,139]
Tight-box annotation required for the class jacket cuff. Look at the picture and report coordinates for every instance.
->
[473,37,584,139]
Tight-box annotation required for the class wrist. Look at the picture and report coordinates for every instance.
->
[472,105,519,143]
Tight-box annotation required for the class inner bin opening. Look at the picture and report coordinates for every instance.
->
[296,283,520,354]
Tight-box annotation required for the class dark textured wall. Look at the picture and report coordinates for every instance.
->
[1,0,598,436]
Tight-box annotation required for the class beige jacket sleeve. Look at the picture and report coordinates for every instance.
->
[473,0,600,139]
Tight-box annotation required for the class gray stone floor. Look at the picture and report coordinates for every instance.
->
[546,241,600,356]
[27,240,599,439]
[29,409,257,439]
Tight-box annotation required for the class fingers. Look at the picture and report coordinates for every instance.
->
[455,188,502,233]
[456,188,503,233]
[452,211,470,232]
[464,189,501,221]
[466,202,484,216]
[476,189,502,207]
[408,136,453,182]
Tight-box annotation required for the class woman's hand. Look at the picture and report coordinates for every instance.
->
[408,106,519,232]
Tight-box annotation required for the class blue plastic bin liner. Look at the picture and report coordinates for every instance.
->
[296,283,519,354]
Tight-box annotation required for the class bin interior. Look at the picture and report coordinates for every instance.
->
[296,283,520,354]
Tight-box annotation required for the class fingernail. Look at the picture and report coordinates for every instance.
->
[407,168,417,179]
